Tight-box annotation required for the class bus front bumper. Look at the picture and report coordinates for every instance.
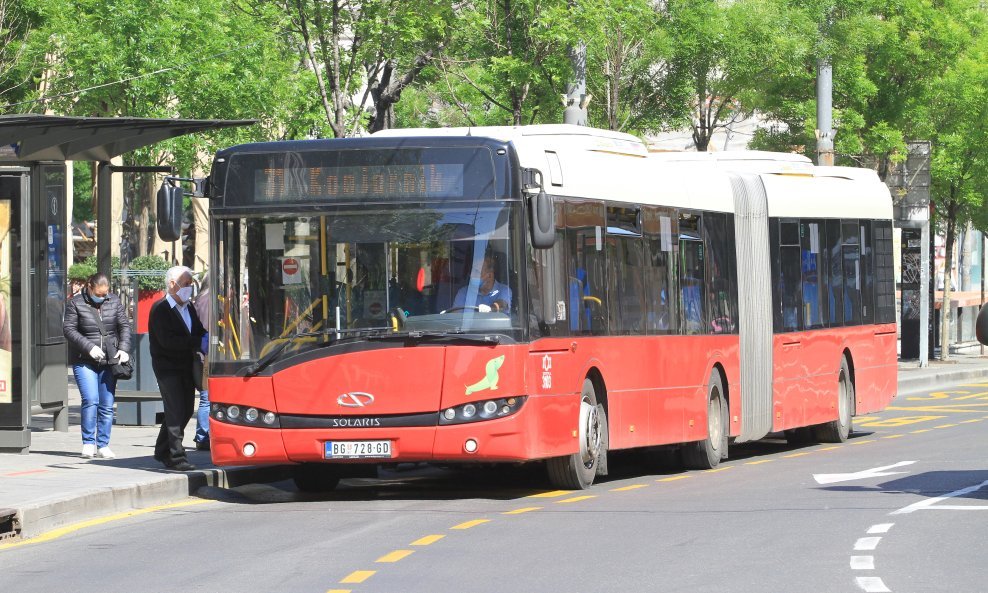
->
[208,394,578,466]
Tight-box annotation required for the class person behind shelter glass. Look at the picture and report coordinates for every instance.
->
[452,254,512,313]
[149,266,207,471]
[63,273,132,459]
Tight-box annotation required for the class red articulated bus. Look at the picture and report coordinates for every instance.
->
[165,125,896,491]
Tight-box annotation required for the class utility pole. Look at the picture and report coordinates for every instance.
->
[816,57,835,166]
[563,41,590,126]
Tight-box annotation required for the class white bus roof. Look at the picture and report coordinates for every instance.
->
[373,125,891,220]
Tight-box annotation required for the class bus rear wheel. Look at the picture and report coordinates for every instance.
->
[547,378,607,490]
[815,357,854,443]
[682,370,727,469]
[292,463,342,492]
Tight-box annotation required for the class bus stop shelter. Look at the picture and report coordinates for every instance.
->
[0,114,254,453]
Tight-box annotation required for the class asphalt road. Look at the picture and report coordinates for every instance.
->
[3,378,988,593]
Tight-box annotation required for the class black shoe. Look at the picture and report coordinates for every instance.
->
[195,439,210,451]
[169,460,197,472]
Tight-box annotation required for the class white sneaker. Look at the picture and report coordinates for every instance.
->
[81,444,96,458]
[96,447,116,459]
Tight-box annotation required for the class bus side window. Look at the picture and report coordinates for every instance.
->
[800,220,827,329]
[529,199,567,336]
[566,200,607,336]
[703,211,738,334]
[644,207,678,335]
[679,212,705,335]
[873,221,895,324]
[826,219,844,326]
[860,220,875,324]
[778,220,802,332]
[842,220,862,326]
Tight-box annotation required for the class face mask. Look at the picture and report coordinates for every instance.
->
[90,295,106,305]
[177,286,194,302]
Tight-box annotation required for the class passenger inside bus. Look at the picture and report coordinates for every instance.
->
[451,254,511,313]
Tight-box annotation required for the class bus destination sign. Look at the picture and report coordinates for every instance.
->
[254,163,465,202]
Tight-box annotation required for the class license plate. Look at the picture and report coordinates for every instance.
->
[324,440,392,459]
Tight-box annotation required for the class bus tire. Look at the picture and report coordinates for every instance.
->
[682,370,727,469]
[292,463,342,492]
[546,378,606,490]
[815,357,853,443]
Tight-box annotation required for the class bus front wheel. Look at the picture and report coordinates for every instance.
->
[547,378,607,490]
[815,357,853,443]
[682,370,727,469]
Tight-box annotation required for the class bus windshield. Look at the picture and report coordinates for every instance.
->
[212,202,522,365]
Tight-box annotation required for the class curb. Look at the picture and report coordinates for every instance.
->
[11,464,292,541]
[897,367,988,395]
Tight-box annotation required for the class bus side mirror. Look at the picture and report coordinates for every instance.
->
[525,168,555,249]
[977,304,988,346]
[156,182,183,242]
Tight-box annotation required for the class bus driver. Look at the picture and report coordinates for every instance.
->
[452,255,511,313]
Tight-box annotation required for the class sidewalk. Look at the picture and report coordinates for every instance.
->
[3,351,988,543]
[0,382,290,542]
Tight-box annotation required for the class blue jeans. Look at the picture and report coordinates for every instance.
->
[195,389,210,443]
[73,363,116,448]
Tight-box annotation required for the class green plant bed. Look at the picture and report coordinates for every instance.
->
[128,255,169,291]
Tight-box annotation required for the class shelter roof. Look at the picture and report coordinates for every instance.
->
[0,114,255,161]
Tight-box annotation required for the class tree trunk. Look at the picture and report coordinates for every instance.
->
[940,199,957,361]
[368,47,441,133]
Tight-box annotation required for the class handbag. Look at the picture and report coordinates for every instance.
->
[94,305,132,380]
[111,359,134,380]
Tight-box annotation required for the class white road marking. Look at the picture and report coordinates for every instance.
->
[856,576,892,592]
[814,461,917,485]
[854,537,882,551]
[867,523,894,534]
[850,556,875,570]
[891,479,988,515]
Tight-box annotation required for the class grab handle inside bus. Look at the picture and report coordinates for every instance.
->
[524,168,555,249]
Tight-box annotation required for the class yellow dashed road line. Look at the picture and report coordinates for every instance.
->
[503,507,542,515]
[326,589,351,593]
[656,475,691,482]
[340,571,375,584]
[935,424,958,429]
[411,535,445,546]
[451,519,490,530]
[882,434,906,439]
[911,429,932,434]
[610,484,648,492]
[557,495,596,503]
[745,459,774,465]
[376,550,414,563]
[819,446,841,451]
[960,419,983,424]
[528,490,572,498]
[705,466,734,473]
[784,452,811,458]
[851,440,876,446]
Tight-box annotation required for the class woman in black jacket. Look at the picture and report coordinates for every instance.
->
[63,273,132,459]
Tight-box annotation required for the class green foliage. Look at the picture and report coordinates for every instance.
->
[67,262,96,282]
[71,161,93,222]
[12,0,317,170]
[83,254,120,273]
[128,254,169,291]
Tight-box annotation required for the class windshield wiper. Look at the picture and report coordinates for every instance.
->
[239,326,391,377]
[367,330,501,345]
